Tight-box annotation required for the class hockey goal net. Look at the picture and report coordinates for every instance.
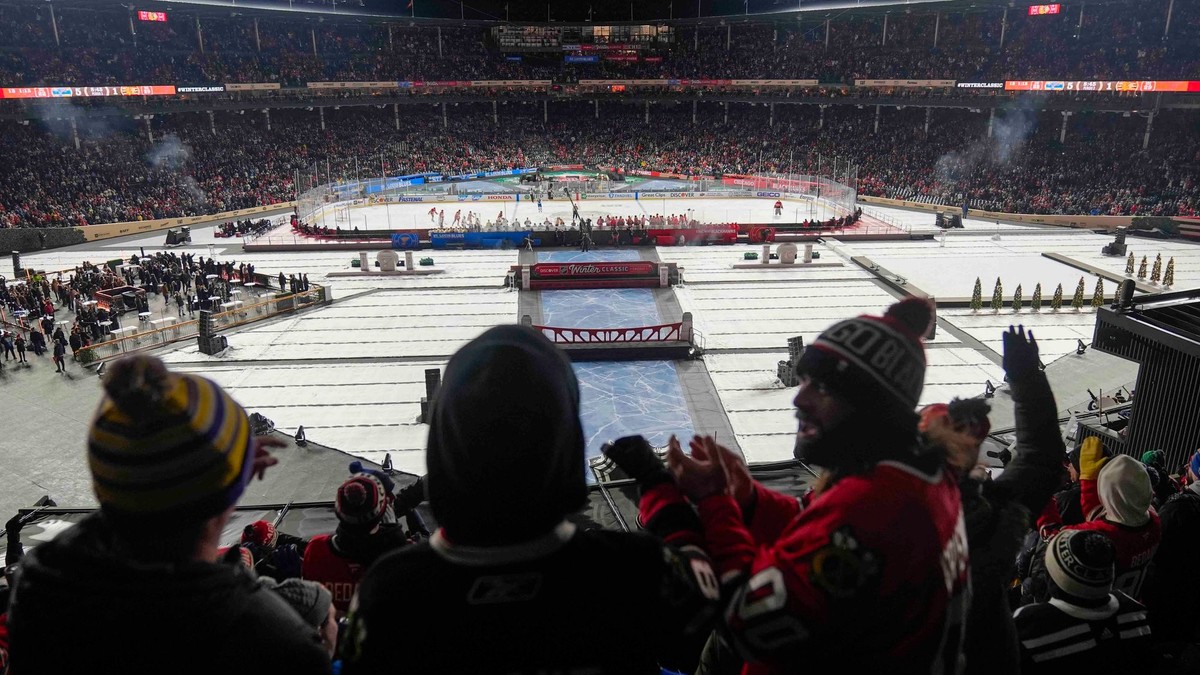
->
[333,205,351,224]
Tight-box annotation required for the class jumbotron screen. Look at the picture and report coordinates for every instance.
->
[1028,4,1061,15]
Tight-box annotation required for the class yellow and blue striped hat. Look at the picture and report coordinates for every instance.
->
[88,355,255,524]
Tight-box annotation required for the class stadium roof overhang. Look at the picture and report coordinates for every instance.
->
[53,0,1146,26]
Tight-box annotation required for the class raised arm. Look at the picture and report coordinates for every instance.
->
[996,326,1067,516]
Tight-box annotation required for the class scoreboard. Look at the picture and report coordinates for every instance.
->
[137,10,167,22]
[1005,80,1200,92]
[1027,4,1061,15]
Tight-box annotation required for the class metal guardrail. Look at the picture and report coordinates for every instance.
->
[861,207,911,234]
[535,322,684,344]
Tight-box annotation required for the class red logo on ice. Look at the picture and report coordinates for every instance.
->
[533,262,657,278]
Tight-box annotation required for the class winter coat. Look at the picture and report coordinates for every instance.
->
[7,513,330,675]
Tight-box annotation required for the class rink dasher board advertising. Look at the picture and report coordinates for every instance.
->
[430,230,533,249]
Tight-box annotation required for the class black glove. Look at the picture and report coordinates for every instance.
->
[221,544,250,570]
[395,476,426,513]
[1002,325,1040,381]
[270,543,303,580]
[4,513,22,538]
[403,507,431,540]
[602,435,670,485]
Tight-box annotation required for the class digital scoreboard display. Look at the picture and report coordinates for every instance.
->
[0,85,177,99]
[1004,80,1200,92]
[1028,4,1061,15]
[137,11,168,22]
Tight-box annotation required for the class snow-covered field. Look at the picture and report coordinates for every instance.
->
[14,203,1187,468]
[845,229,1200,298]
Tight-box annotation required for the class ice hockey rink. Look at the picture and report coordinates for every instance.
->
[9,200,1194,479]
[290,196,854,235]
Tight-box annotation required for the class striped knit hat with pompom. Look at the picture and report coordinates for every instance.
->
[335,473,389,528]
[88,355,255,525]
[795,297,934,421]
[1046,529,1115,600]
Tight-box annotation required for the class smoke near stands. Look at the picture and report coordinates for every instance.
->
[146,133,209,205]
[934,99,1040,187]
[146,133,191,170]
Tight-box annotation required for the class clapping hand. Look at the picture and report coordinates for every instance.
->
[666,435,730,503]
[700,437,755,512]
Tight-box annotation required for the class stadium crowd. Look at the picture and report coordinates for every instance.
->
[1,299,1197,674]
[0,2,1198,85]
[0,103,1196,228]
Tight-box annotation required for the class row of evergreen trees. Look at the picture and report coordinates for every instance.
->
[970,277,1106,312]
[1125,252,1177,287]
[968,251,1181,312]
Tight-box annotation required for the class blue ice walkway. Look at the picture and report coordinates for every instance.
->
[574,361,695,478]
[541,289,661,329]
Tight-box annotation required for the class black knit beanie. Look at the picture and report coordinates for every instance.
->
[426,325,588,546]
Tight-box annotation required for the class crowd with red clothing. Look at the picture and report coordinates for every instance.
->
[1,2,1199,86]
[4,294,1199,674]
[3,104,1199,231]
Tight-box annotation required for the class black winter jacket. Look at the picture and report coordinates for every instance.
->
[8,513,331,675]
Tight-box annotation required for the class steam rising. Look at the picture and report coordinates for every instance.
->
[934,99,1041,188]
[146,133,209,205]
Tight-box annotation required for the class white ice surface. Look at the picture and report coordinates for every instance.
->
[849,210,1200,290]
[15,212,1182,469]
[157,287,517,364]
[300,197,846,234]
[169,360,441,476]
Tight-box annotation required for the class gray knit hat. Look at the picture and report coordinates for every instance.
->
[260,578,333,628]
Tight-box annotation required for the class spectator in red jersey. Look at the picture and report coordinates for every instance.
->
[644,298,969,674]
[301,473,409,615]
[1034,437,1161,602]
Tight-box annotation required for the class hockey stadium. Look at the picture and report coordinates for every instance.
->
[1,0,1199,670]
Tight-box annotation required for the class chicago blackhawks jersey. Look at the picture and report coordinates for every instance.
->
[691,460,970,675]
[1013,591,1151,675]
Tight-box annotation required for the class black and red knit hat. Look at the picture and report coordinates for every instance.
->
[335,473,388,527]
[795,297,934,419]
